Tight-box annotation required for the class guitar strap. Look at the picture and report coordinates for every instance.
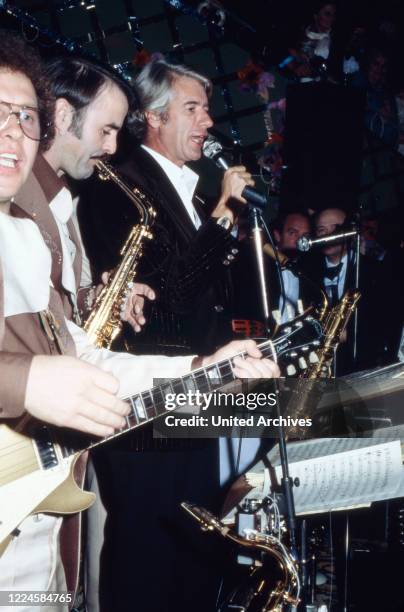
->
[39,309,66,356]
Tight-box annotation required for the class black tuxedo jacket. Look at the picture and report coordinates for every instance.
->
[79,149,229,612]
[299,250,387,374]
[78,146,237,355]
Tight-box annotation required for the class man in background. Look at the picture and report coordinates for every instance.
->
[304,206,385,373]
[271,211,311,323]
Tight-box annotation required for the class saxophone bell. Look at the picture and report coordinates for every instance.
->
[182,503,300,611]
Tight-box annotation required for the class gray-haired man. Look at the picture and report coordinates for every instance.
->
[79,58,259,612]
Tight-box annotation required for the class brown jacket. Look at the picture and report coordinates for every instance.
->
[14,154,83,318]
[0,154,86,597]
[0,154,80,418]
[0,262,33,418]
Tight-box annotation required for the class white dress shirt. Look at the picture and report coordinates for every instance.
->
[141,144,201,229]
[0,212,51,317]
[0,213,65,609]
[324,253,348,302]
[49,187,77,298]
[278,269,300,323]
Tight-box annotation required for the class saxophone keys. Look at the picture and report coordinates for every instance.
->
[309,352,319,364]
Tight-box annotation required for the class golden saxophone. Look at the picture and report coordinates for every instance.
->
[306,289,361,379]
[286,289,361,439]
[182,503,300,612]
[84,160,156,348]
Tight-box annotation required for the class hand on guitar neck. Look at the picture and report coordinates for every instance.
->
[195,339,281,379]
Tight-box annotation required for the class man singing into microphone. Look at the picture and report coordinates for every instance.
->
[78,58,257,612]
[80,57,254,357]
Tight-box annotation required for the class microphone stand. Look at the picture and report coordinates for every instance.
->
[249,206,271,334]
[248,205,299,567]
[352,219,361,365]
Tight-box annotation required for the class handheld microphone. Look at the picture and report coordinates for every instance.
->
[202,136,267,209]
[297,228,358,252]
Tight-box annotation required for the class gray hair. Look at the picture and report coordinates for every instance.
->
[131,58,212,140]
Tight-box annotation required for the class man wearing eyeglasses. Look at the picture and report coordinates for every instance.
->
[0,101,40,142]
[0,30,134,611]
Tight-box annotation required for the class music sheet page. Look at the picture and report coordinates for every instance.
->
[271,439,404,515]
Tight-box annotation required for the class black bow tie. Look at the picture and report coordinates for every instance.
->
[324,262,343,281]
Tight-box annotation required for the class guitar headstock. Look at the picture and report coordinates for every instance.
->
[272,311,323,376]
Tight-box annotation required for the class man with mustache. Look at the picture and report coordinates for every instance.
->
[14,55,154,330]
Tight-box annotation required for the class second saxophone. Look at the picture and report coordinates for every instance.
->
[84,160,156,349]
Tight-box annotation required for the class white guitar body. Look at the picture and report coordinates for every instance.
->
[0,425,94,556]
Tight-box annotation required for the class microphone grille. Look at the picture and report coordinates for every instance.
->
[202,135,223,160]
[296,236,311,252]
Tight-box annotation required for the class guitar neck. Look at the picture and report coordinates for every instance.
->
[85,338,276,454]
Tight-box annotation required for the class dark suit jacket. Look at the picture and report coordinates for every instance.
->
[78,148,228,612]
[78,145,238,355]
[299,250,386,374]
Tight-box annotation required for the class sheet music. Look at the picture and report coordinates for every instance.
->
[272,440,403,515]
[268,436,386,464]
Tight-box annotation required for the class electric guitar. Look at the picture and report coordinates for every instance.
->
[0,312,322,555]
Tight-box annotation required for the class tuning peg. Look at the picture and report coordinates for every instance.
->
[309,352,319,364]
[298,357,308,370]
[286,364,297,376]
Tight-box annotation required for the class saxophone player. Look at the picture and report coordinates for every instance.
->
[15,56,155,333]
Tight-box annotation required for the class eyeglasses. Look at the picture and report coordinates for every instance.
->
[0,100,41,141]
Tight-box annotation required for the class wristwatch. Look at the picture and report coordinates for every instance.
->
[216,216,232,231]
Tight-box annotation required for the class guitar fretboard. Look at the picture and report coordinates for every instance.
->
[86,338,276,453]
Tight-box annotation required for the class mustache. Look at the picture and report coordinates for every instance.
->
[89,152,108,161]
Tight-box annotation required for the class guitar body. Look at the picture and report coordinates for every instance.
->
[0,425,94,556]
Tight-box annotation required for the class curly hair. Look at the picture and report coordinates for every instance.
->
[0,30,55,150]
